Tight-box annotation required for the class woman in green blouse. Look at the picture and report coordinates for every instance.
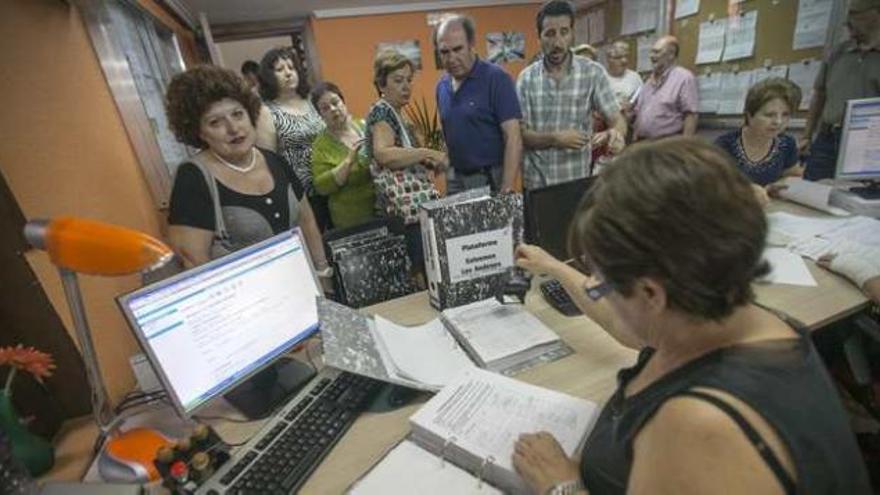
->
[310,82,376,229]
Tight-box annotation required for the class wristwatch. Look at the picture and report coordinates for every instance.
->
[545,479,584,495]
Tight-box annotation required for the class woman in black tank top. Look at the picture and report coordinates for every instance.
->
[512,138,871,495]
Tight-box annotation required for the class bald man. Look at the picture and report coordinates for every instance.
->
[632,36,698,140]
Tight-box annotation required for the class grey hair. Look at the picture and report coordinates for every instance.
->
[434,15,476,46]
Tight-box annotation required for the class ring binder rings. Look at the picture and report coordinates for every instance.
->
[476,455,495,489]
[440,436,457,468]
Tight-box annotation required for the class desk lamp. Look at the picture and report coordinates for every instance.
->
[24,217,174,480]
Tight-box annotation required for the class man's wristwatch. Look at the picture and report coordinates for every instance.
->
[545,479,584,495]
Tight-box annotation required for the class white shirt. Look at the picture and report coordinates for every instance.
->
[606,69,643,105]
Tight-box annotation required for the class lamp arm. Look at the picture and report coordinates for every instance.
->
[59,269,114,431]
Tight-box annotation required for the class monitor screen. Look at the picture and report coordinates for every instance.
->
[117,230,321,416]
[524,177,595,260]
[835,97,880,181]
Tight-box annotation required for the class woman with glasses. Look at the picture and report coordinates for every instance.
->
[511,138,869,495]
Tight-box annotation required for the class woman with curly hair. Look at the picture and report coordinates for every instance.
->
[255,47,330,230]
[164,64,328,273]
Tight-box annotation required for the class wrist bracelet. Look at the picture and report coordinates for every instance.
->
[545,479,584,495]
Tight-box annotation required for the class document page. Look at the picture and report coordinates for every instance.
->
[350,440,502,495]
[373,316,476,389]
[778,178,850,216]
[696,19,726,64]
[759,248,817,287]
[766,211,852,246]
[723,11,757,61]
[411,368,598,474]
[442,299,559,365]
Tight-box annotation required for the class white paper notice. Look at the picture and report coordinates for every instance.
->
[637,34,658,73]
[717,71,754,115]
[723,11,758,61]
[793,0,834,50]
[622,0,658,35]
[675,0,700,19]
[787,60,821,111]
[697,73,721,113]
[696,19,726,65]
[752,65,789,83]
[760,247,817,287]
[445,227,513,283]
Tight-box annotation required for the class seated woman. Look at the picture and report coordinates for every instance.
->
[310,82,375,230]
[164,65,328,274]
[512,138,870,494]
[715,78,803,205]
[365,49,447,272]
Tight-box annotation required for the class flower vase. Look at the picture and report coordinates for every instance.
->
[0,394,54,477]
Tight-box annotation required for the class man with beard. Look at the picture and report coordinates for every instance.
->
[516,0,626,189]
[801,0,880,181]
[632,36,698,141]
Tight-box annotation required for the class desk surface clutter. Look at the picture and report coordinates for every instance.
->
[41,200,870,493]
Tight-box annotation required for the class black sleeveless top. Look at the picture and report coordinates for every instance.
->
[580,328,871,494]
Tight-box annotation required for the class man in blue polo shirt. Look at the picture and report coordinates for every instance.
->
[435,15,523,194]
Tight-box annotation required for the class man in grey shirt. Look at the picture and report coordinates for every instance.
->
[801,0,880,180]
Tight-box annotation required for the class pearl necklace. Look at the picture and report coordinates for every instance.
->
[211,148,256,173]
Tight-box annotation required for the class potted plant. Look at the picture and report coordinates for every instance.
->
[0,345,56,476]
[405,97,444,151]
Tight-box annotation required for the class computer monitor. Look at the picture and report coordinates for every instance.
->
[117,229,321,419]
[524,177,595,261]
[835,96,880,199]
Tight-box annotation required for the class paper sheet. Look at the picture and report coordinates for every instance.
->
[622,0,659,35]
[410,368,598,475]
[637,34,658,73]
[675,0,700,19]
[723,11,758,61]
[350,440,503,495]
[442,299,559,366]
[778,178,851,216]
[821,216,880,247]
[717,70,754,115]
[696,19,726,65]
[793,0,834,50]
[766,211,853,246]
[373,316,476,389]
[752,65,789,84]
[760,247,817,286]
[697,73,721,113]
[787,60,821,111]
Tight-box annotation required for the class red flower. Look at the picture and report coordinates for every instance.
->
[0,345,56,384]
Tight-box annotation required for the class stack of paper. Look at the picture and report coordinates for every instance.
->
[777,178,851,216]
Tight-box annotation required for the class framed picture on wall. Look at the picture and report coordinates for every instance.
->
[486,32,525,64]
[376,40,423,70]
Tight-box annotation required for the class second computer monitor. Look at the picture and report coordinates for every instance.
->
[524,177,595,261]
[835,97,880,191]
[117,229,321,417]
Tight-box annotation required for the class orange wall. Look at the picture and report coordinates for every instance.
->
[0,0,184,403]
[311,4,542,119]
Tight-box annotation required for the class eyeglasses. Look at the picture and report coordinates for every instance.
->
[584,279,613,301]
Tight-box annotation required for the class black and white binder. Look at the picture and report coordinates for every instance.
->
[420,188,524,310]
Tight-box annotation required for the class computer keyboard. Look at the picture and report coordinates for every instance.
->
[540,279,582,317]
[197,369,384,495]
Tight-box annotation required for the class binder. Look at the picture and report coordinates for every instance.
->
[348,369,599,494]
[420,188,524,310]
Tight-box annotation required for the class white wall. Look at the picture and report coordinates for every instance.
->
[216,35,293,75]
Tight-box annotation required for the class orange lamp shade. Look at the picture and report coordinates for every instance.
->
[31,217,173,276]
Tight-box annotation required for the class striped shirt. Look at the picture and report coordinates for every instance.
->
[517,55,621,189]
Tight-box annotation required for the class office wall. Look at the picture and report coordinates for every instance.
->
[0,0,191,404]
[217,35,294,74]
[311,4,542,119]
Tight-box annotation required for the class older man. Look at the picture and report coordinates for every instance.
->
[517,0,626,189]
[604,41,643,117]
[802,0,880,181]
[435,15,522,194]
[633,36,698,140]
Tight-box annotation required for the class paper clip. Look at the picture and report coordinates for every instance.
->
[439,435,457,468]
[476,455,496,489]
